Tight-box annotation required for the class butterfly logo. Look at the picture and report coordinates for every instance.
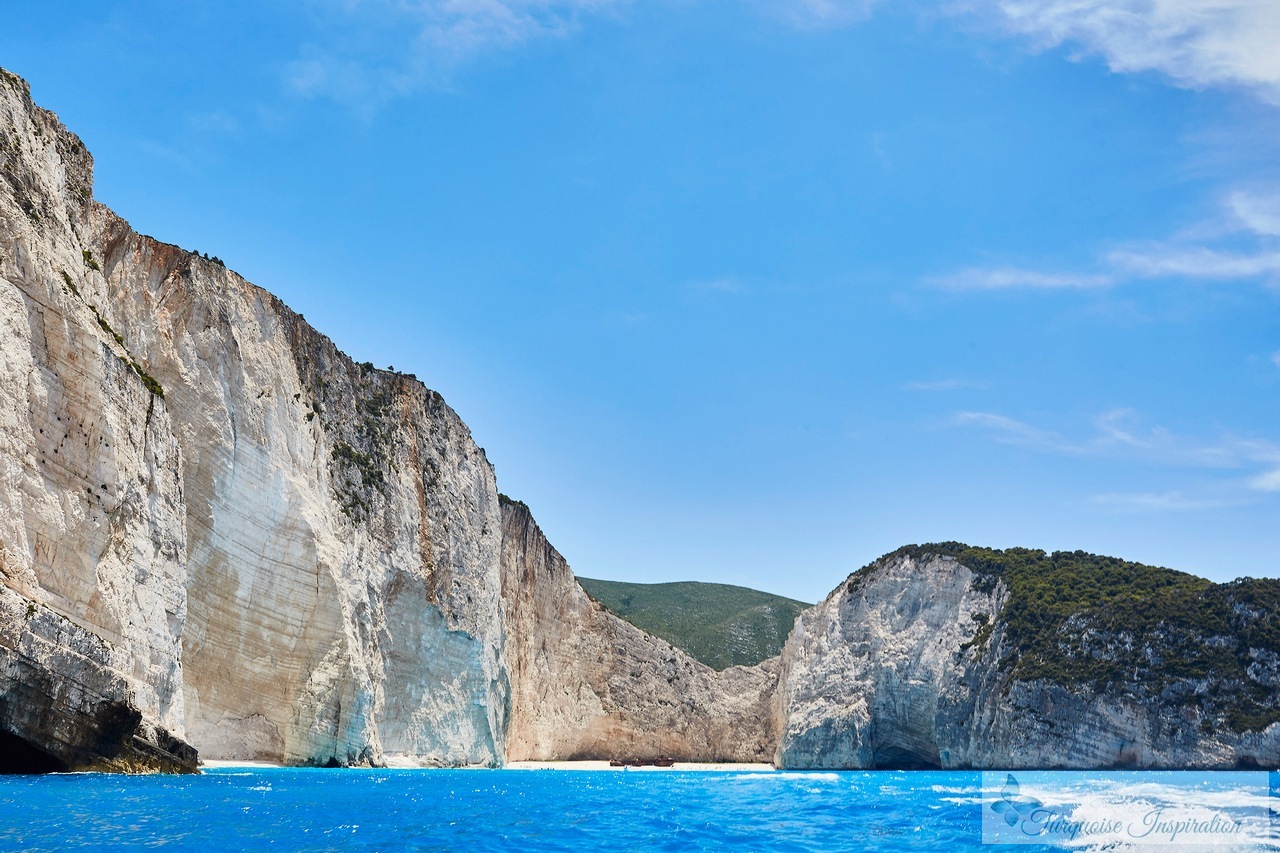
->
[990,774,1044,829]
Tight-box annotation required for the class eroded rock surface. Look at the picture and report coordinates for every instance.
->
[501,497,778,762]
[776,548,1280,769]
[1,68,506,768]
[0,69,193,771]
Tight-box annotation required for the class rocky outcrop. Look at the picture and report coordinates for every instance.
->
[774,551,999,769]
[1,67,505,769]
[776,546,1280,769]
[500,497,778,762]
[0,587,196,773]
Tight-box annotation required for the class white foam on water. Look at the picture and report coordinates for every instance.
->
[931,784,982,794]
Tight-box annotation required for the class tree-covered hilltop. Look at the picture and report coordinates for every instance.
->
[577,578,810,670]
[869,543,1280,734]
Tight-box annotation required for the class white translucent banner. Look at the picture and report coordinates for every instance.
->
[980,770,1277,847]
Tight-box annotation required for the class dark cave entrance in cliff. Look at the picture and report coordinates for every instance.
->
[871,743,941,771]
[0,729,67,774]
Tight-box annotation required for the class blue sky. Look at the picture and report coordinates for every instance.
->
[5,0,1278,602]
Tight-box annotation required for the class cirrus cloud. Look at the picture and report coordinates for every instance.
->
[928,266,1115,290]
[929,187,1280,290]
[283,0,1280,110]
[286,0,631,105]
[954,407,1280,509]
[959,0,1280,104]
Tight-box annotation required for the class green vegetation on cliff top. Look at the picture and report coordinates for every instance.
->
[577,577,810,670]
[874,543,1280,733]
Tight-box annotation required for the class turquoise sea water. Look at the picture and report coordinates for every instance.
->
[0,768,1276,851]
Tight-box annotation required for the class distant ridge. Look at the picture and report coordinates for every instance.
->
[577,578,810,670]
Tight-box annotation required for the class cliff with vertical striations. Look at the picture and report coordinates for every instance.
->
[0,67,506,770]
[0,66,778,773]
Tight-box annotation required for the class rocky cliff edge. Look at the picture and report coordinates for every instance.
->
[776,545,1280,769]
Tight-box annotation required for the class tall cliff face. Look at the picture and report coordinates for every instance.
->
[87,213,509,767]
[0,70,194,771]
[500,498,778,762]
[776,546,1280,770]
[0,68,507,769]
[1,68,779,773]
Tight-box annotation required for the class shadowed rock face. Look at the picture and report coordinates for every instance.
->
[1,587,197,773]
[499,497,779,763]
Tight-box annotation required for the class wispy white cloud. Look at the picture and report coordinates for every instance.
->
[929,266,1114,290]
[1091,490,1233,511]
[286,0,629,104]
[959,0,1280,104]
[931,187,1280,291]
[955,407,1280,468]
[955,407,1280,506]
[1106,245,1280,279]
[282,0,1280,109]
[1251,468,1280,492]
[285,0,895,104]
[1228,189,1280,236]
[1272,350,1280,368]
[904,378,989,391]
[953,410,1069,449]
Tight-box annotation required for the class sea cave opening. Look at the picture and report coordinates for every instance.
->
[0,729,67,774]
[870,743,942,771]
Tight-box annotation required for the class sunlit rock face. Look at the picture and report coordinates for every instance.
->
[776,549,1280,770]
[775,552,1003,769]
[1,64,779,772]
[1,67,506,769]
[0,66,780,773]
[90,224,509,768]
[499,497,779,763]
[0,69,193,772]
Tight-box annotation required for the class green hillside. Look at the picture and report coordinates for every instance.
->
[577,578,811,670]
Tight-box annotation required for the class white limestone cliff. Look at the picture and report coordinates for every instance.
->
[1,67,772,772]
[0,69,193,771]
[0,68,506,769]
